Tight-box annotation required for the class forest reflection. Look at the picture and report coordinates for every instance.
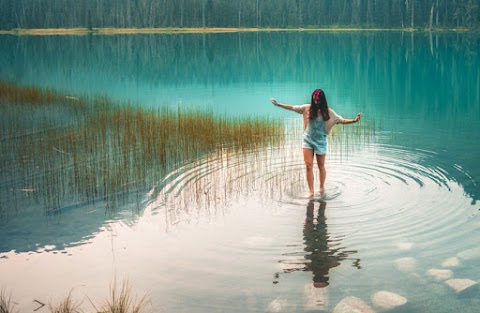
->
[2,31,479,93]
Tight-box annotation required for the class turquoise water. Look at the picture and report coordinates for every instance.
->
[1,31,480,312]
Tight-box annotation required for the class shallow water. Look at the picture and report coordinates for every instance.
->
[1,31,480,312]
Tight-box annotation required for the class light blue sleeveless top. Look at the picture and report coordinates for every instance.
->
[302,117,327,154]
[305,117,326,139]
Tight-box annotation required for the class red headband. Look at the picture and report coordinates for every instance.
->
[313,89,323,100]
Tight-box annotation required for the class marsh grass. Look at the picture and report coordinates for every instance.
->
[0,81,376,219]
[49,292,81,313]
[92,279,149,313]
[0,281,149,313]
[330,115,377,159]
[0,81,284,217]
[149,116,378,219]
[0,287,16,313]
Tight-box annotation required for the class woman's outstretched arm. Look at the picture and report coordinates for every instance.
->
[270,98,300,112]
[342,113,363,125]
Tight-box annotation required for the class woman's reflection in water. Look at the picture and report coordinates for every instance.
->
[275,199,361,287]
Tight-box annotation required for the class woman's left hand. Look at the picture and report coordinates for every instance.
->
[355,113,363,122]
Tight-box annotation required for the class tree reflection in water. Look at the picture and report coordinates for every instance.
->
[275,199,361,288]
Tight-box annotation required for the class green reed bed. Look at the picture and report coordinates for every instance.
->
[330,116,377,159]
[159,116,378,215]
[0,82,284,218]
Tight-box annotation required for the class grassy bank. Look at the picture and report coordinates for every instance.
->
[0,26,474,36]
[0,81,284,216]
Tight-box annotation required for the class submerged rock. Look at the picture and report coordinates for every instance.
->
[457,247,480,261]
[371,291,407,311]
[445,278,479,295]
[426,269,453,282]
[267,298,288,312]
[333,296,375,313]
[304,283,329,311]
[395,242,414,251]
[441,257,460,268]
[393,257,417,273]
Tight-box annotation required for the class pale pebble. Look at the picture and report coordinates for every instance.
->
[426,269,454,281]
[304,283,329,311]
[267,298,288,312]
[441,257,460,268]
[445,278,478,294]
[395,242,414,251]
[371,291,407,311]
[393,257,417,273]
[333,296,376,313]
[457,247,480,261]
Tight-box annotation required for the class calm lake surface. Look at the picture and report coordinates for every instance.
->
[1,31,480,312]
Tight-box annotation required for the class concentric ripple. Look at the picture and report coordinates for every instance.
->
[145,129,477,263]
[323,144,474,253]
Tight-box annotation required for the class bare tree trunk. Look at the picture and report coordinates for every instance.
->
[405,0,409,27]
[238,1,241,28]
[149,1,154,28]
[14,3,22,28]
[180,0,184,27]
[366,0,373,25]
[410,0,415,28]
[298,0,302,28]
[256,0,260,27]
[202,0,206,28]
[352,0,361,26]
[429,3,434,30]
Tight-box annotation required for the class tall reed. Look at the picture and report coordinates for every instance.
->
[92,279,149,313]
[48,292,81,313]
[1,280,148,313]
[149,114,377,221]
[0,287,16,313]
[0,81,284,217]
[1,81,375,219]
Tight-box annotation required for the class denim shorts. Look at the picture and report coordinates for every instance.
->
[302,134,327,155]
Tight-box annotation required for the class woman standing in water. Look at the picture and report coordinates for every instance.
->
[270,89,362,197]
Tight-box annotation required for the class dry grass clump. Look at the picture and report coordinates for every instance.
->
[92,280,149,313]
[0,280,149,313]
[48,292,81,313]
[0,287,16,313]
[0,81,284,215]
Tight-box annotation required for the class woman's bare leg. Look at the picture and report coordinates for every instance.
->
[316,154,326,193]
[303,148,314,197]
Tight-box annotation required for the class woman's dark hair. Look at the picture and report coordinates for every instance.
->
[310,89,330,121]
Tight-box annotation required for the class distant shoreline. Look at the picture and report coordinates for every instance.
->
[0,27,474,36]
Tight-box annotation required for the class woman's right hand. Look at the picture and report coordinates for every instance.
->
[270,98,279,106]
